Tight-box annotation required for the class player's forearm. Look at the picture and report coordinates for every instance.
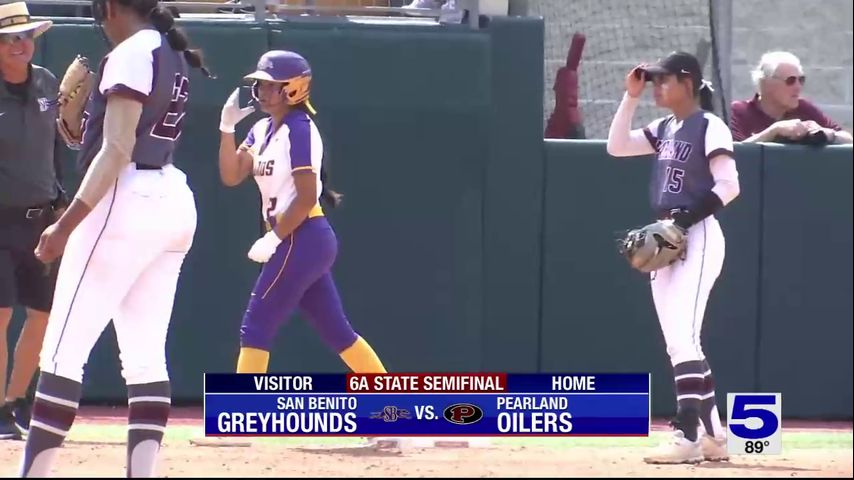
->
[219,132,248,186]
[607,93,654,157]
[55,198,93,233]
[75,96,142,209]
[271,197,316,240]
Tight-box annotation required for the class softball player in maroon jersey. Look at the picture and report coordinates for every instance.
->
[607,52,740,464]
[218,50,386,375]
[20,0,211,476]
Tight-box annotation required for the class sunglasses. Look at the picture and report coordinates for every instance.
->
[774,75,806,86]
[0,30,35,45]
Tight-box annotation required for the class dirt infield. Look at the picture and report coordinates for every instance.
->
[1,407,851,478]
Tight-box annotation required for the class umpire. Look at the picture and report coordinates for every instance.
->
[0,2,68,440]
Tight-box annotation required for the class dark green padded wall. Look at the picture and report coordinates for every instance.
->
[758,144,853,418]
[481,16,544,372]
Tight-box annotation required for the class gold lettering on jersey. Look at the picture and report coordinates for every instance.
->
[255,160,275,177]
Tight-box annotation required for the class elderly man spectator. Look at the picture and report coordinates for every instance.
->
[729,51,852,144]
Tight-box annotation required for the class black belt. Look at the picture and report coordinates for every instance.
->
[657,207,690,221]
[135,163,162,170]
[0,204,52,221]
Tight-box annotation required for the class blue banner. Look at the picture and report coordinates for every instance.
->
[203,392,650,436]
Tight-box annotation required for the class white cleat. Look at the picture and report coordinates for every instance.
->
[700,433,729,461]
[643,431,704,464]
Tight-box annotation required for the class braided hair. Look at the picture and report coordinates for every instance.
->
[93,0,214,78]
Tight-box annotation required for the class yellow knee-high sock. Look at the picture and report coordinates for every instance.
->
[237,347,270,373]
[339,336,386,373]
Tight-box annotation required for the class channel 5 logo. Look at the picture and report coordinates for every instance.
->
[726,393,782,455]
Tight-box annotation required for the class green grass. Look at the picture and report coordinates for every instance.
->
[63,425,852,450]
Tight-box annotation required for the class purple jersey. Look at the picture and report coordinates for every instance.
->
[642,111,734,212]
[77,29,189,171]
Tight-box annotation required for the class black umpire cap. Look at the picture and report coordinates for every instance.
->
[640,51,704,90]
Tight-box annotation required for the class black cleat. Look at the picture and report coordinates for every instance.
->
[0,404,22,440]
[12,398,32,434]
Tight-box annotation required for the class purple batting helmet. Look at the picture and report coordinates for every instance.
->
[245,50,313,108]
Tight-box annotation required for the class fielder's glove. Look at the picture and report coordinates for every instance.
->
[247,231,282,263]
[56,55,96,149]
[617,219,687,273]
[220,87,255,133]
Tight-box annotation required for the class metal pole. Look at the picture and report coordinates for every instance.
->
[710,0,733,123]
[468,0,480,29]
[252,0,265,22]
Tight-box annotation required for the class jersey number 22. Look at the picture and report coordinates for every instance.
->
[151,73,189,141]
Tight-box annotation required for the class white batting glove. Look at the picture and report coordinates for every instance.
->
[220,87,255,133]
[247,231,282,263]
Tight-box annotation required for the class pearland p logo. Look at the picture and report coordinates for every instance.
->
[443,403,484,425]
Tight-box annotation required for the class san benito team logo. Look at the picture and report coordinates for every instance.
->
[370,406,412,423]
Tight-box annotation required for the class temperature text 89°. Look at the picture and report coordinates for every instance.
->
[744,440,771,454]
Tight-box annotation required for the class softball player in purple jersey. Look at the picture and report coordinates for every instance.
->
[606,52,741,464]
[218,50,386,375]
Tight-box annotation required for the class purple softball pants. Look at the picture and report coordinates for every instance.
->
[240,216,358,352]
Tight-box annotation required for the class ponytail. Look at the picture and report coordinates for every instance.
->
[147,5,215,78]
[697,79,715,112]
[295,103,342,209]
[699,85,714,112]
[319,164,343,209]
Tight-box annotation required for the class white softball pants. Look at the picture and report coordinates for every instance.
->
[40,163,197,386]
[650,215,725,366]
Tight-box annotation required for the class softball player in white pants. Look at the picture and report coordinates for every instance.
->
[607,52,740,464]
[19,0,213,475]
